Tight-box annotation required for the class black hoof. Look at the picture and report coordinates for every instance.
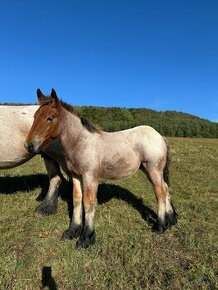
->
[76,228,96,249]
[61,224,82,240]
[35,202,57,215]
[165,211,178,229]
[152,222,165,234]
[153,210,178,234]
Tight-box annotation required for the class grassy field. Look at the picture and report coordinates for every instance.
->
[0,138,217,289]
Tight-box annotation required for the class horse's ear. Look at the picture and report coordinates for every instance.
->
[50,88,60,108]
[37,89,45,105]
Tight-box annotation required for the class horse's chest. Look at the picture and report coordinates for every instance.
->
[65,156,82,176]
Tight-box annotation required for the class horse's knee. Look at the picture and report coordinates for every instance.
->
[47,178,60,198]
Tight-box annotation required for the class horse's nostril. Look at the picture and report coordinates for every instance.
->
[27,142,34,153]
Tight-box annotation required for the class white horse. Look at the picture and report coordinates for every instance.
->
[0,105,63,214]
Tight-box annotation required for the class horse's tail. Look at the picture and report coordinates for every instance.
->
[163,138,171,186]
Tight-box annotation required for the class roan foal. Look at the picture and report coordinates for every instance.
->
[25,89,177,248]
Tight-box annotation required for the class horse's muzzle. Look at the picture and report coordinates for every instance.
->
[24,141,40,154]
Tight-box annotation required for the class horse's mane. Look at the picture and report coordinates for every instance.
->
[39,97,100,134]
[61,101,100,133]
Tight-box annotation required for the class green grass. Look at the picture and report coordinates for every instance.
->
[0,138,217,289]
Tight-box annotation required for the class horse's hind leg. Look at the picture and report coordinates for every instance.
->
[164,183,177,229]
[143,164,177,233]
[36,156,62,215]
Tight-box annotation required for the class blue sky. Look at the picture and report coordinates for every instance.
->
[0,0,217,122]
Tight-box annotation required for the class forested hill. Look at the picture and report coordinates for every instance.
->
[1,103,217,138]
[76,106,217,138]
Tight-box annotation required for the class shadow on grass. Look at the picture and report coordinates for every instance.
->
[41,266,57,290]
[0,174,49,195]
[62,183,157,226]
[0,174,157,225]
[0,173,70,199]
[98,184,157,225]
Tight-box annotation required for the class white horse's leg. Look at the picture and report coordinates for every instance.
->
[61,176,83,240]
[36,156,62,215]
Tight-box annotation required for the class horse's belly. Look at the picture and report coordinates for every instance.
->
[101,156,140,180]
[0,141,32,169]
[0,152,32,169]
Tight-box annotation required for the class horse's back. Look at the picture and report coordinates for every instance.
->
[0,105,38,123]
[0,105,38,168]
[102,125,165,153]
[0,105,38,139]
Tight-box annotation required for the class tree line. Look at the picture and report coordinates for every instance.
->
[76,106,218,138]
[1,103,217,138]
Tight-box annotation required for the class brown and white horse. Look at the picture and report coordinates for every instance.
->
[0,105,63,214]
[25,89,177,248]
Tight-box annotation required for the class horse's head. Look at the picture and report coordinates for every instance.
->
[25,89,62,153]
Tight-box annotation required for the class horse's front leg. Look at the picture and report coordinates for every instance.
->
[36,156,62,215]
[76,175,98,249]
[61,177,83,240]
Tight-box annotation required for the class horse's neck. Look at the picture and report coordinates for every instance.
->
[59,109,84,148]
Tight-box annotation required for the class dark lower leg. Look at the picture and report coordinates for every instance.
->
[36,175,61,215]
[152,197,167,234]
[37,157,62,215]
[164,184,178,228]
[61,220,82,240]
[61,177,83,240]
[76,181,97,249]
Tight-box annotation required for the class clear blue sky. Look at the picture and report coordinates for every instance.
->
[0,0,217,122]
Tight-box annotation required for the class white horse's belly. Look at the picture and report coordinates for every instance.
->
[0,106,37,169]
[0,141,33,168]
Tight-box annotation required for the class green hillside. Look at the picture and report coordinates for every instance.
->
[76,106,218,138]
[1,103,217,137]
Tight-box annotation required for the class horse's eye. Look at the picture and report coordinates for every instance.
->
[46,116,53,122]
